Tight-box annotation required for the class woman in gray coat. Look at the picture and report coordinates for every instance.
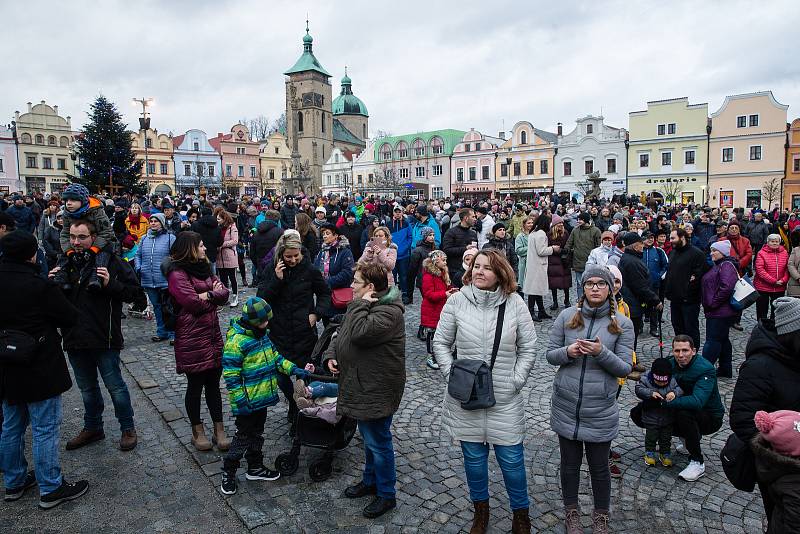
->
[546,264,635,534]
[434,249,538,534]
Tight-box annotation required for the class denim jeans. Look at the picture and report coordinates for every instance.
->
[702,316,734,376]
[0,396,63,495]
[460,441,529,511]
[308,381,339,399]
[144,287,174,340]
[68,349,135,432]
[574,270,584,299]
[357,415,397,499]
[394,256,410,298]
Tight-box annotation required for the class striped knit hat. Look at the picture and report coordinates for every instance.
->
[241,297,273,326]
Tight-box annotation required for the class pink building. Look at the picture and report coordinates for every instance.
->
[210,124,262,197]
[450,129,503,199]
[0,125,21,193]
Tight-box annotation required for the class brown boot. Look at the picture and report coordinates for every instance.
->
[119,429,138,451]
[469,499,489,534]
[565,505,582,534]
[592,509,609,534]
[65,429,105,451]
[212,422,231,451]
[511,507,531,534]
[191,424,212,451]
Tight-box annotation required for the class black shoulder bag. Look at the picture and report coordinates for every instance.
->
[720,433,757,492]
[0,329,44,365]
[447,302,506,411]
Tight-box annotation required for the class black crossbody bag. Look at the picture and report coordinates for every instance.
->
[447,302,506,411]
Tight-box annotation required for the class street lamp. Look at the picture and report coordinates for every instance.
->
[701,185,707,206]
[132,97,154,193]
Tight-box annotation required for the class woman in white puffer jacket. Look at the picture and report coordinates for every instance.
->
[433,249,537,534]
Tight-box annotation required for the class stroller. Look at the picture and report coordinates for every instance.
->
[274,320,357,482]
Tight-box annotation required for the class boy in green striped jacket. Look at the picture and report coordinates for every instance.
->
[220,297,310,495]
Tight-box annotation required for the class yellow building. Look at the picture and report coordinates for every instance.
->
[130,128,175,195]
[495,121,556,197]
[14,101,76,194]
[258,132,292,196]
[628,98,709,205]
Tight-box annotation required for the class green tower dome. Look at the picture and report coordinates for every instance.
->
[332,69,368,117]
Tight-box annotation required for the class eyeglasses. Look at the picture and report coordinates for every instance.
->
[583,280,609,290]
[69,234,91,241]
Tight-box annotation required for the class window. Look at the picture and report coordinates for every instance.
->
[274,147,279,155]
[500,163,508,177]
[415,147,425,156]
[208,164,215,177]
[400,168,409,179]
[57,158,66,170]
[226,164,232,176]
[639,154,649,168]
[586,124,593,134]
[482,165,489,180]
[746,189,762,208]
[60,136,69,147]
[432,165,442,176]
[563,161,572,176]
[43,157,52,169]
[661,152,672,166]
[160,163,168,175]
[321,116,325,133]
[48,135,56,145]
[667,123,676,135]
[238,165,244,177]
[513,162,520,176]
[196,163,204,177]
[584,160,594,175]
[35,134,44,144]
[540,160,548,174]
[398,148,408,158]
[250,166,257,178]
[145,138,152,148]
[297,112,303,132]
[469,167,476,181]
[0,159,4,172]
[475,142,481,151]
[269,169,275,180]
[737,116,747,128]
[21,133,31,144]
[750,145,762,161]
[193,142,199,151]
[26,155,37,168]
[607,158,616,174]
[520,131,527,145]
[415,166,425,178]
[722,148,734,162]
[363,124,366,139]
[685,150,696,165]
[432,186,444,199]
[456,167,464,181]
[184,164,191,176]
[526,161,534,175]
[383,151,392,161]
[147,162,156,174]
[657,124,665,136]
[465,143,471,152]
[236,147,245,155]
[368,173,374,183]
[749,114,759,127]
[794,157,800,173]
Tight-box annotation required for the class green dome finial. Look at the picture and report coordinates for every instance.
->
[342,66,351,86]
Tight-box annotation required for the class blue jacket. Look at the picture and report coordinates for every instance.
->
[692,220,716,252]
[135,230,175,288]
[6,204,37,233]
[642,245,668,288]
[313,237,355,290]
[388,217,412,260]
[410,216,441,249]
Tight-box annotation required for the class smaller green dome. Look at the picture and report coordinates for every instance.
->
[332,71,368,117]
[341,73,351,85]
[303,32,313,44]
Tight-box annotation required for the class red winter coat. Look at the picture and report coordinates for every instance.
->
[728,234,753,273]
[167,267,230,374]
[421,265,452,328]
[754,246,789,293]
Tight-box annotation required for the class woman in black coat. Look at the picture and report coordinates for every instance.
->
[256,230,331,425]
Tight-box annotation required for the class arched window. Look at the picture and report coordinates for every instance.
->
[21,133,31,144]
[380,143,392,161]
[362,124,366,139]
[297,112,304,133]
[520,131,527,145]
[35,134,44,144]
[321,113,326,133]
[412,139,425,157]
[396,141,408,158]
[59,136,69,147]
[430,136,444,155]
[48,135,56,145]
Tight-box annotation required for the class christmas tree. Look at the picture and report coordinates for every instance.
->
[70,95,146,194]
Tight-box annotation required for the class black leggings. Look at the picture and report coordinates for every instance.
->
[558,436,612,511]
[237,254,248,284]
[217,268,238,295]
[551,288,570,306]
[756,290,784,322]
[185,367,223,425]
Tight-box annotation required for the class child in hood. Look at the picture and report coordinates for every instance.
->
[420,250,457,370]
[635,358,684,467]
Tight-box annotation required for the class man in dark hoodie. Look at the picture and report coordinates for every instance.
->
[339,211,364,261]
[191,207,223,274]
[280,195,299,229]
[249,210,283,283]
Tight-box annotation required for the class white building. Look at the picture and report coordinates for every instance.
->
[555,115,627,200]
[321,146,360,196]
[351,138,379,195]
[0,125,21,194]
[172,129,222,194]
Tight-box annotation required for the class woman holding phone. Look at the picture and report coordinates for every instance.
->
[358,226,397,287]
[546,264,634,534]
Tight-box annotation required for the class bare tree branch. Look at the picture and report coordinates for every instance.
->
[762,177,781,209]
[661,179,682,206]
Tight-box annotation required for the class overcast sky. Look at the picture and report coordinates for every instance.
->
[4,0,799,140]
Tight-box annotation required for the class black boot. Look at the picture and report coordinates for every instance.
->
[416,325,425,340]
[536,296,552,320]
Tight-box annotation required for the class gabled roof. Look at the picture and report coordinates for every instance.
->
[172,134,185,148]
[534,128,558,145]
[333,119,365,147]
[341,148,362,161]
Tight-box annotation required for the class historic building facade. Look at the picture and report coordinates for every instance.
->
[321,146,360,196]
[258,131,292,197]
[130,128,175,195]
[172,129,222,195]
[495,121,556,197]
[786,118,800,210]
[14,101,76,194]
[351,138,377,196]
[554,116,627,200]
[0,125,20,193]
[450,128,503,199]
[210,123,261,197]
[627,98,709,205]
[332,69,369,147]
[708,91,788,210]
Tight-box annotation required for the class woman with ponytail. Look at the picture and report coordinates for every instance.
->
[546,264,635,534]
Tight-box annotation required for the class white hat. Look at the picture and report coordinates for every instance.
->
[315,206,326,214]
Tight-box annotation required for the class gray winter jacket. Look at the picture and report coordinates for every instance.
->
[546,301,635,443]
[634,374,683,428]
[433,285,537,446]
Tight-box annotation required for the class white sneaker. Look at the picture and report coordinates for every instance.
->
[675,438,689,455]
[678,460,705,481]
[229,294,239,308]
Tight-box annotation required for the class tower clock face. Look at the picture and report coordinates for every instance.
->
[302,92,324,108]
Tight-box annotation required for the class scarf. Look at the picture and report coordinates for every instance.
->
[320,239,339,279]
[128,212,143,229]
[351,204,365,223]
[173,259,212,280]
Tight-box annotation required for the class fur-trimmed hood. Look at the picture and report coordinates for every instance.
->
[752,434,800,484]
[423,256,446,277]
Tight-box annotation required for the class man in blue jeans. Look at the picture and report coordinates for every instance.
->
[54,220,141,452]
[0,230,89,508]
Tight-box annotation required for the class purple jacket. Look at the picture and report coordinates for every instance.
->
[701,257,739,318]
[167,268,229,374]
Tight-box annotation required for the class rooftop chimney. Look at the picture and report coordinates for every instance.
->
[27,102,33,112]
[557,122,563,136]
[53,105,58,114]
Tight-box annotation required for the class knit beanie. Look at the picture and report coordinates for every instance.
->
[608,224,621,234]
[578,212,591,224]
[149,212,166,229]
[551,214,563,226]
[607,265,622,285]
[0,229,38,262]
[651,358,672,383]
[773,297,800,336]
[420,226,435,240]
[491,223,506,235]
[62,183,90,206]
[581,264,615,290]
[429,250,447,263]
[121,234,137,250]
[241,297,273,327]
[754,410,800,457]
[601,231,615,241]
[710,240,732,257]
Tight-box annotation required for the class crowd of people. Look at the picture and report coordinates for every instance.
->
[1,186,800,533]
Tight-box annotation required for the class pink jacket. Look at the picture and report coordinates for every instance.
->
[754,246,789,293]
[358,243,398,286]
[216,224,239,269]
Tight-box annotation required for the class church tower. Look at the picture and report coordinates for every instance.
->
[284,22,333,195]
[332,67,369,143]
